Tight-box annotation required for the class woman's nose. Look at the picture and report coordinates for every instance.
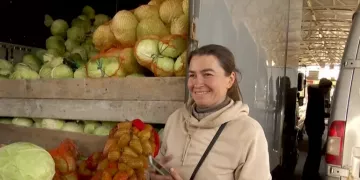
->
[193,76,204,87]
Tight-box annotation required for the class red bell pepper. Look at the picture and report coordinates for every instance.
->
[132,119,145,131]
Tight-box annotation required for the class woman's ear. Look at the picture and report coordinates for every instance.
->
[228,72,236,89]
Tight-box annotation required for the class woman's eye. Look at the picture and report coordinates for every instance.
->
[189,74,195,77]
[204,73,212,76]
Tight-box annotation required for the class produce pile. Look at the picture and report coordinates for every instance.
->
[0,0,189,80]
[78,120,160,180]
[0,119,161,180]
[0,117,154,137]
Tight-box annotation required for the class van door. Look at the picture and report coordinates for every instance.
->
[192,0,292,170]
[326,4,360,179]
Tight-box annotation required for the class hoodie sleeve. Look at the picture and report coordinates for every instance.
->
[155,110,178,161]
[234,128,272,180]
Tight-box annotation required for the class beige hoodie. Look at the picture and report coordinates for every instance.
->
[158,99,272,180]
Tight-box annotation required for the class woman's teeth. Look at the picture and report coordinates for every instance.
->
[195,91,209,94]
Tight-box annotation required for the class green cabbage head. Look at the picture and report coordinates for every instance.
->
[0,142,55,180]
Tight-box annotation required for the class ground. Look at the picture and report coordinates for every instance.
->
[293,128,328,180]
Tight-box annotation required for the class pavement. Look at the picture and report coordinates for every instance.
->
[293,128,328,180]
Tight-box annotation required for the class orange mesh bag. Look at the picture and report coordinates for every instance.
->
[133,35,160,70]
[118,47,145,74]
[49,139,79,176]
[92,21,121,52]
[151,35,188,77]
[89,119,160,179]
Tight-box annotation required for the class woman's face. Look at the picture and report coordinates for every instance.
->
[188,55,235,108]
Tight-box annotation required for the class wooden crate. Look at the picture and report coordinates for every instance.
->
[0,77,186,124]
[0,123,107,156]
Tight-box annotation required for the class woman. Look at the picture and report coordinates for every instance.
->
[150,44,271,180]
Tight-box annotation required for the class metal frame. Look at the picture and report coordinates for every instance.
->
[299,0,359,66]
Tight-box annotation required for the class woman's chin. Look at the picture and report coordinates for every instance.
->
[193,99,211,107]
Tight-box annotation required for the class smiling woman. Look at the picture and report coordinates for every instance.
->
[150,44,272,180]
[187,44,242,107]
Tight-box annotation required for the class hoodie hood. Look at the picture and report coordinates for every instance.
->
[180,98,250,128]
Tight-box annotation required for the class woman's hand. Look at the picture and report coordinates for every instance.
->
[150,168,183,180]
[149,155,183,180]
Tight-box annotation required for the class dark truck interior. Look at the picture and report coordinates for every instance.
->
[0,0,148,48]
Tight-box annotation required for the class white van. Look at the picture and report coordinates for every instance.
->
[326,4,360,180]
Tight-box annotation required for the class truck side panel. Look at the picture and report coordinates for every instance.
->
[195,0,291,170]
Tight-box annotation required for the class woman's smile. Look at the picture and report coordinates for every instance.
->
[193,90,211,95]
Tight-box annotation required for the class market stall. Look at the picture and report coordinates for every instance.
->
[0,0,191,179]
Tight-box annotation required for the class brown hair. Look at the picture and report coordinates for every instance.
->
[319,78,333,89]
[188,44,243,101]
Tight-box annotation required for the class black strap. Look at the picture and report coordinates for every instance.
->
[189,122,228,180]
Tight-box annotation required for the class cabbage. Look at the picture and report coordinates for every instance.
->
[88,52,98,60]
[46,36,66,54]
[13,63,30,71]
[71,18,91,33]
[102,121,117,129]
[158,35,187,58]
[84,121,101,134]
[86,57,120,78]
[48,48,64,57]
[67,27,86,43]
[92,24,117,51]
[51,64,74,79]
[74,66,87,78]
[93,126,111,136]
[94,14,110,27]
[116,66,127,77]
[182,0,189,16]
[174,50,187,76]
[0,59,13,76]
[110,10,139,46]
[170,14,189,35]
[83,37,93,45]
[119,47,144,74]
[65,39,80,52]
[44,14,54,27]
[82,5,96,19]
[35,49,47,63]
[22,54,42,72]
[82,43,95,54]
[12,118,33,127]
[39,56,65,79]
[62,122,84,133]
[0,75,8,79]
[151,56,175,77]
[41,119,65,130]
[68,53,87,68]
[48,57,64,68]
[134,37,160,69]
[137,17,169,39]
[33,122,42,128]
[39,64,53,79]
[148,0,162,7]
[51,19,69,38]
[0,142,55,180]
[72,46,88,61]
[159,0,183,24]
[0,118,12,124]
[43,49,63,63]
[9,67,40,80]
[78,15,89,21]
[134,5,160,21]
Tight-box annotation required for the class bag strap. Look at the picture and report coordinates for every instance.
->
[189,122,228,180]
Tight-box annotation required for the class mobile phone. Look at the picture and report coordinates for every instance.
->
[148,155,171,176]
